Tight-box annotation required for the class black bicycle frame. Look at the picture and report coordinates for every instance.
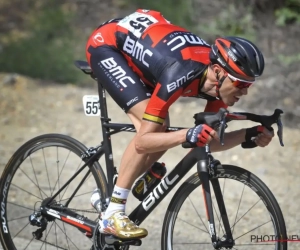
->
[44,81,233,245]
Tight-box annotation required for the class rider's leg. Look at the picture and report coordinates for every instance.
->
[104,99,168,215]
[101,100,169,239]
[126,100,170,176]
[86,43,169,239]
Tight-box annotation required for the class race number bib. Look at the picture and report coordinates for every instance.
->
[82,95,100,116]
[118,12,158,38]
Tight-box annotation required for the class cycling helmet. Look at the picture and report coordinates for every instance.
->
[209,36,265,82]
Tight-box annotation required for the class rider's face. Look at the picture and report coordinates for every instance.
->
[219,74,251,106]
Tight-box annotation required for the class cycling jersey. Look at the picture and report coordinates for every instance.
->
[86,9,227,124]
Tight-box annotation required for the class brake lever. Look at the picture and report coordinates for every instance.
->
[218,110,229,146]
[233,109,284,147]
[277,116,284,146]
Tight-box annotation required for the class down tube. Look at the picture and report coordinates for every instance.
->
[129,147,207,226]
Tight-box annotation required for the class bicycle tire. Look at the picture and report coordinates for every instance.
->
[0,133,108,250]
[161,164,287,250]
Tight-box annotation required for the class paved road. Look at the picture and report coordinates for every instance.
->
[0,77,299,249]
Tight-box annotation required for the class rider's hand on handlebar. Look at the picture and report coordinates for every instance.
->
[186,124,219,147]
[245,126,274,148]
[254,126,274,147]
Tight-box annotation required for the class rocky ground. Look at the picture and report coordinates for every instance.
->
[0,73,300,249]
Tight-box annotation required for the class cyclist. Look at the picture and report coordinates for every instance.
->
[85,9,274,239]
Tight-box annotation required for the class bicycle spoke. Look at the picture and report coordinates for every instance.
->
[29,155,48,199]
[54,221,81,250]
[11,182,43,200]
[42,148,53,195]
[57,146,62,201]
[11,220,31,239]
[24,236,36,250]
[234,220,272,240]
[7,201,35,211]
[230,198,261,229]
[177,217,208,234]
[188,195,209,233]
[164,165,286,250]
[52,150,71,198]
[1,135,103,250]
[42,220,56,249]
[8,215,30,222]
[59,191,94,203]
[232,183,245,236]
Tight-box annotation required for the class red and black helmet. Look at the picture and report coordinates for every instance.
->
[209,36,265,82]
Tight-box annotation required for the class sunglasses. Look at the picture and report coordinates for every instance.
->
[227,73,255,89]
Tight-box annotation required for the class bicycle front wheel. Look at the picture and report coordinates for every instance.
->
[0,134,108,250]
[162,164,287,250]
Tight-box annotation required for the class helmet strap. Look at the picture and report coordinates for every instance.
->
[215,72,227,100]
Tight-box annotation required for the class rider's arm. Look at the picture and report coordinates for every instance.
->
[135,120,189,154]
[210,126,274,152]
[209,129,246,152]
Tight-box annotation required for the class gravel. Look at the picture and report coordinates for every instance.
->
[0,73,299,250]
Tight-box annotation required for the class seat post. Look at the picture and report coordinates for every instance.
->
[97,80,115,195]
[97,80,110,123]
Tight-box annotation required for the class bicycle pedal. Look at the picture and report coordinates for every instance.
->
[104,235,142,246]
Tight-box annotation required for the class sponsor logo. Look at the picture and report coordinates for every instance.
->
[113,191,121,195]
[66,216,84,224]
[1,174,11,233]
[126,96,139,106]
[123,36,153,67]
[166,70,195,93]
[93,32,104,46]
[216,172,258,192]
[167,33,210,51]
[227,50,237,61]
[142,174,179,211]
[100,57,135,88]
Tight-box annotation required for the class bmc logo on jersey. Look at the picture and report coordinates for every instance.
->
[100,57,135,88]
[166,70,195,93]
[123,36,153,68]
[167,33,209,51]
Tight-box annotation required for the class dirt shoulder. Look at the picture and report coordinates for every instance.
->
[0,74,299,249]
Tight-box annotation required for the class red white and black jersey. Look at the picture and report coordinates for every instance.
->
[86,9,227,124]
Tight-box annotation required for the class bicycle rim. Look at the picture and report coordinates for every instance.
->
[161,164,287,250]
[0,134,107,250]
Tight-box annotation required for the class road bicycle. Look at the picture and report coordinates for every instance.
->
[0,60,287,250]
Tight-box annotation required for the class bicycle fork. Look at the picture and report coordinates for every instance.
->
[197,159,235,249]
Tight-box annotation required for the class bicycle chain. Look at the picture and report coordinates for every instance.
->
[35,205,99,249]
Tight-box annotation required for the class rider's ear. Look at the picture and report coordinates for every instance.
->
[211,64,221,79]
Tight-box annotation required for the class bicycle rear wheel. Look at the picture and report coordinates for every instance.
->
[0,134,108,250]
[161,164,287,250]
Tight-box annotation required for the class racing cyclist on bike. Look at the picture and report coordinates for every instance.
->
[85,9,274,240]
